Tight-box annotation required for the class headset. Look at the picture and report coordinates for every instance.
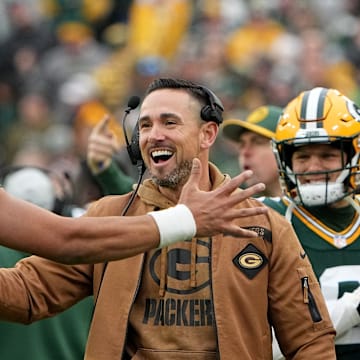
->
[0,165,74,215]
[122,95,143,170]
[123,84,224,171]
[120,84,224,216]
[198,85,224,125]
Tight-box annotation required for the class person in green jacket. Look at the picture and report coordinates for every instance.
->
[0,166,94,360]
[223,87,360,359]
[87,116,135,195]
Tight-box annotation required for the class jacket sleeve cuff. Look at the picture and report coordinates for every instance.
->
[94,162,134,195]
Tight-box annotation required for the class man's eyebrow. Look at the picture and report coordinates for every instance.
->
[160,112,181,120]
[139,112,181,122]
[138,114,149,123]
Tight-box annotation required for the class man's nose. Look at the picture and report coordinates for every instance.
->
[239,142,254,157]
[306,156,323,171]
[148,124,166,141]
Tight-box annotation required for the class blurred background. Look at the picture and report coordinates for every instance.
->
[1,0,360,208]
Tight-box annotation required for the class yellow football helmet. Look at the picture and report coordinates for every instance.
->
[273,87,360,206]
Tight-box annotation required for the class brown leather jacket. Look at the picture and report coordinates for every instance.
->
[0,164,335,359]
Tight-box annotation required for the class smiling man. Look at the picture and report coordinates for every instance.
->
[0,79,335,359]
[222,105,283,197]
[264,87,360,359]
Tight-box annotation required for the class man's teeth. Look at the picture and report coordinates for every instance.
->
[151,150,173,158]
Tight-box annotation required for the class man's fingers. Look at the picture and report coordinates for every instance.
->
[216,183,265,211]
[180,163,269,239]
[237,182,266,199]
[224,226,262,238]
[230,205,268,218]
[219,170,255,194]
[216,171,265,201]
[223,206,269,238]
[88,135,119,153]
[88,143,114,159]
[93,114,110,135]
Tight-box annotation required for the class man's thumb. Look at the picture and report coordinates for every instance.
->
[188,158,201,187]
[179,158,202,204]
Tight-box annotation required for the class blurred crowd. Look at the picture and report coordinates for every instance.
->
[1,0,360,209]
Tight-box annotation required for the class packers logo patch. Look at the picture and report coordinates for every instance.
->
[233,244,268,279]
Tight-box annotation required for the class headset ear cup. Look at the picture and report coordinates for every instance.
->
[200,105,212,122]
[127,122,143,166]
[198,85,224,124]
[201,105,222,123]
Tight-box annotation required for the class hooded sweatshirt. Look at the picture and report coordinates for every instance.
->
[0,163,336,359]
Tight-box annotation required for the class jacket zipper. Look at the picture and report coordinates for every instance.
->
[301,276,322,323]
[121,255,146,359]
[209,238,221,360]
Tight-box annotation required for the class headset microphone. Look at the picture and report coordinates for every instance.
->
[126,95,141,112]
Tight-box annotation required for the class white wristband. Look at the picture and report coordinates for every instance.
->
[148,204,197,248]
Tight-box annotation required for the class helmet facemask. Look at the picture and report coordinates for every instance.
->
[274,137,360,206]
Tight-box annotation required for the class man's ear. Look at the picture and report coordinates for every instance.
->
[200,122,219,150]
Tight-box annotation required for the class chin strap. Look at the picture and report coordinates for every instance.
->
[345,196,360,215]
[285,200,295,222]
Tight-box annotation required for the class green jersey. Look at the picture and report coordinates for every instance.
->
[0,247,94,360]
[264,196,360,360]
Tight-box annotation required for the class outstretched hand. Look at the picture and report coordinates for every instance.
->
[179,158,268,238]
[87,115,120,175]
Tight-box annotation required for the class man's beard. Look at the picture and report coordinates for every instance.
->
[151,160,193,189]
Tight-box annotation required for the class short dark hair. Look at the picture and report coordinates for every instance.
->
[145,78,224,124]
[146,78,208,106]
